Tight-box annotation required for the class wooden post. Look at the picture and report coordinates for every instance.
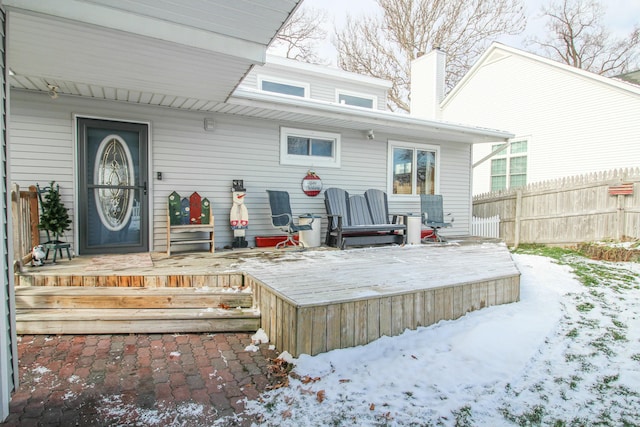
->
[28,186,40,248]
[616,194,625,240]
[513,190,522,248]
[11,183,21,263]
[609,183,633,240]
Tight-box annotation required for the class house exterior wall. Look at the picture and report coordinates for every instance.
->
[10,90,473,253]
[441,50,640,195]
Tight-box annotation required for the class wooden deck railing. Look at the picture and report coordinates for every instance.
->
[11,183,39,266]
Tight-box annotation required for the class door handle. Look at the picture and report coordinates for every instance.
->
[142,181,147,196]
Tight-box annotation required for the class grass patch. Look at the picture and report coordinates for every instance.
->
[576,302,595,312]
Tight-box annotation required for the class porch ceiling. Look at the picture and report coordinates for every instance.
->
[5,0,301,102]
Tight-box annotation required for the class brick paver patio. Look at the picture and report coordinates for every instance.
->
[4,333,280,426]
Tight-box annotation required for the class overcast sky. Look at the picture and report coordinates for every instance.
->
[299,0,640,64]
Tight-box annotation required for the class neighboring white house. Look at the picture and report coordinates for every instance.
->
[435,43,640,195]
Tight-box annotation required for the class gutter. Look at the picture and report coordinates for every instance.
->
[231,88,514,141]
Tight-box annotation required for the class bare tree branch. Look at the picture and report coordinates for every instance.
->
[335,0,526,112]
[528,0,640,76]
[269,6,329,64]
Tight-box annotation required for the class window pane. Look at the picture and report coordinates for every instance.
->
[492,144,507,156]
[491,158,507,175]
[393,148,413,195]
[310,138,333,157]
[510,174,526,188]
[491,176,507,191]
[287,136,309,155]
[510,156,527,174]
[338,93,374,108]
[417,150,436,195]
[261,80,305,97]
[510,140,527,154]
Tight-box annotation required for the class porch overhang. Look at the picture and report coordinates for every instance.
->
[4,0,302,102]
[220,88,514,144]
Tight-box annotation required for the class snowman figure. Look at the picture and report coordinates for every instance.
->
[31,245,46,266]
[230,181,249,248]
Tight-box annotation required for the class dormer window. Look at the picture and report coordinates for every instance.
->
[258,75,309,98]
[336,89,376,109]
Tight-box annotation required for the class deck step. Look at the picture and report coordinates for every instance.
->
[16,307,261,334]
[15,286,253,310]
[15,286,260,334]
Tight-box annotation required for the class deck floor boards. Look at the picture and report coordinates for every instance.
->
[240,243,519,306]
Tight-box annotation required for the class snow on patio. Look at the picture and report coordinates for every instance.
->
[227,252,640,426]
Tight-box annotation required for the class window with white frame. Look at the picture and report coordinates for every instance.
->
[280,127,341,168]
[336,89,376,109]
[258,75,310,98]
[490,140,527,191]
[388,141,439,196]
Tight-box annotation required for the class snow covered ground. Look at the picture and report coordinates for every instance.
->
[226,252,640,426]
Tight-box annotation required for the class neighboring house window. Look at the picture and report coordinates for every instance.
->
[280,127,341,168]
[336,89,376,109]
[491,140,527,191]
[388,141,439,196]
[258,75,309,97]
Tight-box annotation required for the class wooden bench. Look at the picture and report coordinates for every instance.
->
[325,188,406,249]
[167,191,214,255]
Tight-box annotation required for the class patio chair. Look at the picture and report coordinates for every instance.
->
[266,190,313,249]
[420,194,453,243]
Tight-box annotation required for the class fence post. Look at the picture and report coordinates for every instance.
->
[513,190,522,248]
[616,194,625,240]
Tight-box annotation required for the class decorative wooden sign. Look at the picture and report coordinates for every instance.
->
[608,183,634,196]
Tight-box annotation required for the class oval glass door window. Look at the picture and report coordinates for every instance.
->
[94,134,135,231]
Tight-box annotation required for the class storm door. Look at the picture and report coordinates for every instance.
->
[77,118,149,254]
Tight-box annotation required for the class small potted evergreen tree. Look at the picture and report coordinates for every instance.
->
[38,181,72,243]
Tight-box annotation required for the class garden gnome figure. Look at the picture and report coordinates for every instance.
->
[230,180,249,248]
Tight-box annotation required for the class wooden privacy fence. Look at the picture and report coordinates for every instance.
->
[473,168,640,247]
[11,183,39,266]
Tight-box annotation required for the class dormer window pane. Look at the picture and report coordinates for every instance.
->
[261,80,306,97]
[338,93,374,108]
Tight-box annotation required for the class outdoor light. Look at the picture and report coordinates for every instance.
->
[204,118,215,131]
[366,129,375,140]
[47,85,59,100]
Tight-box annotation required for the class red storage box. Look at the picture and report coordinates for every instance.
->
[255,236,298,247]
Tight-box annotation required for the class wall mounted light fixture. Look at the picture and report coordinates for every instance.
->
[366,129,375,140]
[47,84,59,100]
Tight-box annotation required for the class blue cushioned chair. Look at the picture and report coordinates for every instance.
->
[266,190,313,249]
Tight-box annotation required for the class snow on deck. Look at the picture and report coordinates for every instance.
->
[240,242,520,306]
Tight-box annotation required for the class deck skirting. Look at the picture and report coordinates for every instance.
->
[249,274,520,357]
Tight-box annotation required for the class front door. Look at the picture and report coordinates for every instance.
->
[77,118,149,254]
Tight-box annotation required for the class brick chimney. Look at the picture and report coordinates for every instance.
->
[410,48,446,120]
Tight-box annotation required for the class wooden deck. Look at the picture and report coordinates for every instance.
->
[242,242,520,356]
[14,240,520,356]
